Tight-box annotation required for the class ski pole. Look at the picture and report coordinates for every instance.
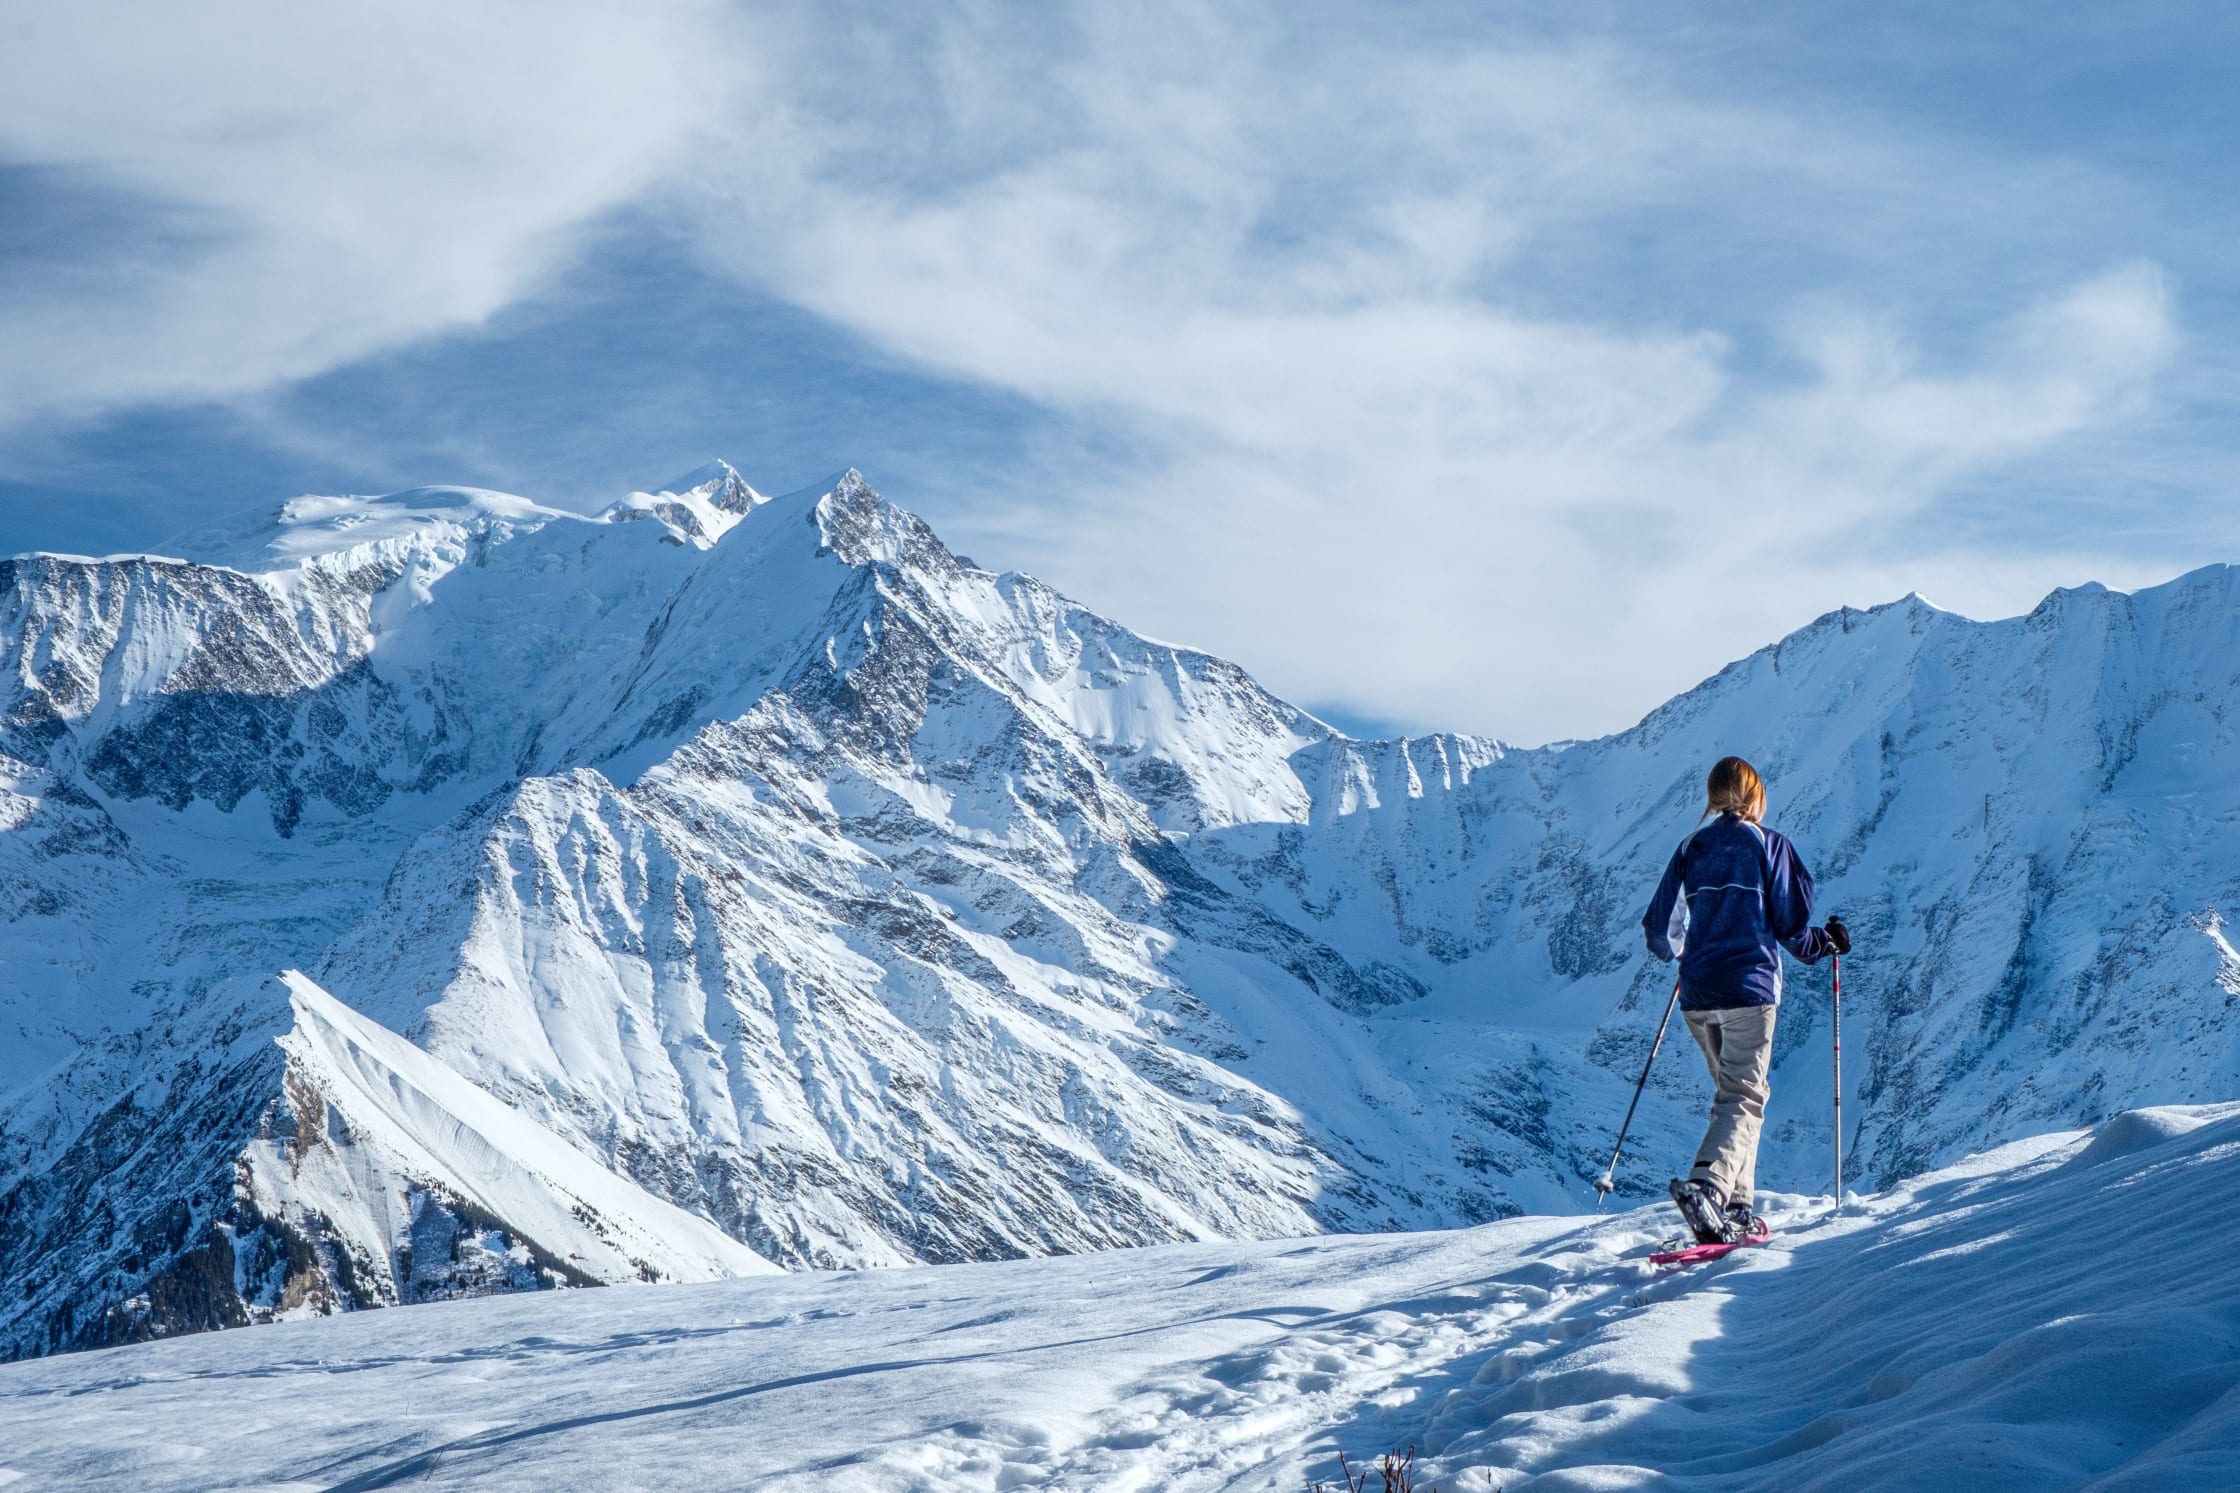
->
[1831,952,1843,1213]
[1594,977,1682,1208]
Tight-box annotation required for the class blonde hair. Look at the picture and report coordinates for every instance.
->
[1705,756,1766,823]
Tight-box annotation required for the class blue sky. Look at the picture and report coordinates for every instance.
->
[3,2,2237,743]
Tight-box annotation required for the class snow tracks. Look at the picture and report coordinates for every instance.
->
[3,1104,2239,1490]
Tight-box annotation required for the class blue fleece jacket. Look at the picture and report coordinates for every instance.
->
[1641,812,1835,1010]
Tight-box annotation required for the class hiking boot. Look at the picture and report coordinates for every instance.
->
[1724,1201,1765,1241]
[1668,1178,1736,1245]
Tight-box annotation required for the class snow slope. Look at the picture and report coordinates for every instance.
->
[253,971,774,1295]
[6,461,2240,1359]
[2,1102,2234,1491]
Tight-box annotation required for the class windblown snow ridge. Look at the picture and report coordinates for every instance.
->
[261,971,774,1290]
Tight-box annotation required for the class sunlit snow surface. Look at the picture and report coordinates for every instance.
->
[5,1104,2235,1492]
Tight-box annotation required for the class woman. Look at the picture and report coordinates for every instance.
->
[1640,756,1849,1244]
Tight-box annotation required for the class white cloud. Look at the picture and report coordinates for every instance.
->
[685,4,2178,741]
[0,0,751,423]
[0,0,2187,743]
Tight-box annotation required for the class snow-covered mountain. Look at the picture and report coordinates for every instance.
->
[3,461,2237,1358]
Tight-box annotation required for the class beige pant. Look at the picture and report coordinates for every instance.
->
[1684,1003,1777,1209]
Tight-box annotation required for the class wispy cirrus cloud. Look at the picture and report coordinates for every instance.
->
[0,0,2207,740]
[0,0,750,425]
[683,3,2179,737]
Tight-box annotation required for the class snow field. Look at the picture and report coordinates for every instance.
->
[3,1102,2237,1490]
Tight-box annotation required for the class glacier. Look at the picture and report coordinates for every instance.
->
[3,459,2238,1359]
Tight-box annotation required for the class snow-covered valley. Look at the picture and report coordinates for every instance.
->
[3,1100,2234,1490]
[4,461,2240,1366]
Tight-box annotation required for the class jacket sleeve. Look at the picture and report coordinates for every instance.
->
[1767,833,1832,962]
[1642,843,1688,962]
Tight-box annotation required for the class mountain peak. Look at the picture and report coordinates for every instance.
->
[808,467,957,574]
[652,459,763,517]
[660,459,741,490]
[602,461,772,548]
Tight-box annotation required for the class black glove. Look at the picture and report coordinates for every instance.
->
[1824,915,1851,956]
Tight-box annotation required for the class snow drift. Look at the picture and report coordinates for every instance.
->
[3,1102,2234,1489]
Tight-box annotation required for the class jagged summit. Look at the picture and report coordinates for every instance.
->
[602,458,789,547]
[677,458,770,518]
[657,457,748,494]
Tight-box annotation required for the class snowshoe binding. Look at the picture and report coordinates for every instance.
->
[1668,1178,1738,1245]
[1725,1201,1769,1243]
[1651,1186,1772,1266]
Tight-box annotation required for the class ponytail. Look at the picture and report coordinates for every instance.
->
[1704,755,1766,823]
